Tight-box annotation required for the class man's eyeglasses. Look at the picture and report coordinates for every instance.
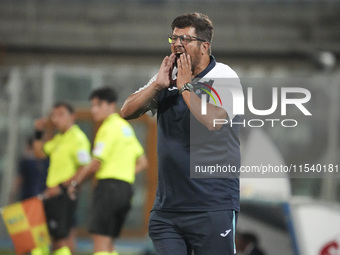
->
[168,35,206,44]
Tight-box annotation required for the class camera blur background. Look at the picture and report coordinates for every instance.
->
[0,0,339,254]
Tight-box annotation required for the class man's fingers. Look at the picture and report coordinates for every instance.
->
[161,56,168,67]
[178,54,192,74]
[169,53,176,66]
[162,56,173,70]
[180,53,189,67]
[163,55,176,70]
[177,56,181,69]
[187,54,191,67]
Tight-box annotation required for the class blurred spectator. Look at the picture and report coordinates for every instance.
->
[236,232,266,255]
[11,137,49,202]
[10,137,50,255]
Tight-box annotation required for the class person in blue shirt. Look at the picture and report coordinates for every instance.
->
[13,137,49,201]
[121,12,242,255]
[11,137,49,255]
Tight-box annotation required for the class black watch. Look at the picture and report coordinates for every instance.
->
[179,83,193,95]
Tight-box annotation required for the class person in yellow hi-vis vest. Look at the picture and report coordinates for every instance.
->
[68,87,148,255]
[33,102,91,255]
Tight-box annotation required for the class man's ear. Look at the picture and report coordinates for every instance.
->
[201,42,210,55]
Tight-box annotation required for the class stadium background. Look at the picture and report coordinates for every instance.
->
[0,0,339,254]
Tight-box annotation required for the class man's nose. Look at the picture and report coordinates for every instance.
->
[174,37,183,46]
